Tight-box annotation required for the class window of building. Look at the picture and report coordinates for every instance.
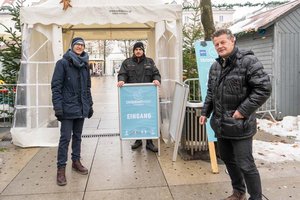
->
[219,15,224,22]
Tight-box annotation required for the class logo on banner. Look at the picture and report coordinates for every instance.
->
[200,50,207,56]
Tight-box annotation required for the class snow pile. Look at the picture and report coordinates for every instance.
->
[254,116,300,162]
[257,116,300,140]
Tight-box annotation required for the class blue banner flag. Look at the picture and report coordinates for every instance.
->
[119,84,159,140]
[194,41,218,142]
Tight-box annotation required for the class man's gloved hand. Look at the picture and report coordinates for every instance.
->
[55,109,63,121]
[88,107,94,119]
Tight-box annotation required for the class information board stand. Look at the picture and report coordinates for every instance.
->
[118,83,160,157]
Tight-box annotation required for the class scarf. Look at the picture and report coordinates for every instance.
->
[66,49,89,68]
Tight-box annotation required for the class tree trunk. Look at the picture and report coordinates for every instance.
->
[200,0,215,41]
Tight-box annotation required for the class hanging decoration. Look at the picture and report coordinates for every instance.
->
[60,0,72,11]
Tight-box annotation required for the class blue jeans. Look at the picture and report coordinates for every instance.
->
[57,118,85,168]
[218,137,262,200]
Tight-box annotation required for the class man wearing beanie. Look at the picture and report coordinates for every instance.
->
[51,37,93,186]
[117,41,161,153]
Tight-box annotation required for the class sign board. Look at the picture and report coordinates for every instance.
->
[169,82,189,141]
[118,83,159,140]
[194,41,218,142]
[169,82,189,161]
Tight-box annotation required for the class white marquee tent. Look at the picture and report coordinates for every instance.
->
[11,0,183,147]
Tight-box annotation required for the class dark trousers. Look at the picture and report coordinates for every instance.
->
[57,118,85,168]
[218,137,262,200]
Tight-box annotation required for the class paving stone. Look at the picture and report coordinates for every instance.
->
[1,138,97,196]
[0,145,39,193]
[0,192,83,200]
[84,187,172,200]
[86,137,167,191]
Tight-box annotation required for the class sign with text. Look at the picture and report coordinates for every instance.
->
[118,83,159,140]
[195,40,218,142]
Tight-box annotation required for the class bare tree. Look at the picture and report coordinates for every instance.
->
[119,40,135,58]
[94,40,113,57]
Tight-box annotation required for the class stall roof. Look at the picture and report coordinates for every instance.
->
[230,0,300,34]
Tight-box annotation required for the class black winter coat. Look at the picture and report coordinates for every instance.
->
[51,51,93,119]
[201,47,272,139]
[118,55,161,83]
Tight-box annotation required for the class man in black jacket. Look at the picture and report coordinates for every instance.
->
[200,29,271,200]
[117,42,161,153]
[51,37,93,186]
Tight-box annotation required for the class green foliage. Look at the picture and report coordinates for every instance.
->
[182,1,203,80]
[182,2,204,101]
[183,48,198,79]
[0,0,23,84]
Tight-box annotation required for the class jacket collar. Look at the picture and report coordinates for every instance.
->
[216,46,238,67]
[132,54,145,63]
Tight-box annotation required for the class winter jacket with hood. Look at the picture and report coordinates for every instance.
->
[201,47,272,139]
[51,49,93,119]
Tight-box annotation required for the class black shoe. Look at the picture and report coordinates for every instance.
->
[146,140,158,152]
[131,140,142,150]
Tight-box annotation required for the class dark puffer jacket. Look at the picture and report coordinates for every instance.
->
[201,47,272,139]
[118,55,161,83]
[51,51,93,119]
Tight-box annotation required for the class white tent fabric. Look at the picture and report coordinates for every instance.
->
[11,0,182,147]
[21,0,181,25]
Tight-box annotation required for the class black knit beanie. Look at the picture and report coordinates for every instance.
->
[133,42,144,52]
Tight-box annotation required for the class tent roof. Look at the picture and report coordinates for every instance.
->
[20,0,182,25]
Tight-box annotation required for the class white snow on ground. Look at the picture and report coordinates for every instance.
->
[254,116,300,163]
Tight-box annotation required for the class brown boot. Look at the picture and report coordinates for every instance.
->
[72,160,88,175]
[224,190,246,200]
[57,167,67,186]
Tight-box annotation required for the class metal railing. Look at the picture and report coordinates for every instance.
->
[183,78,201,102]
[0,84,16,127]
[256,75,276,121]
[181,79,208,155]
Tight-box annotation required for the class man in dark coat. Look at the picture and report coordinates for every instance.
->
[51,37,93,186]
[200,29,272,200]
[117,41,161,152]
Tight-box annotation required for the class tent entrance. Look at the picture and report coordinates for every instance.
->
[61,25,154,76]
[61,24,156,58]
